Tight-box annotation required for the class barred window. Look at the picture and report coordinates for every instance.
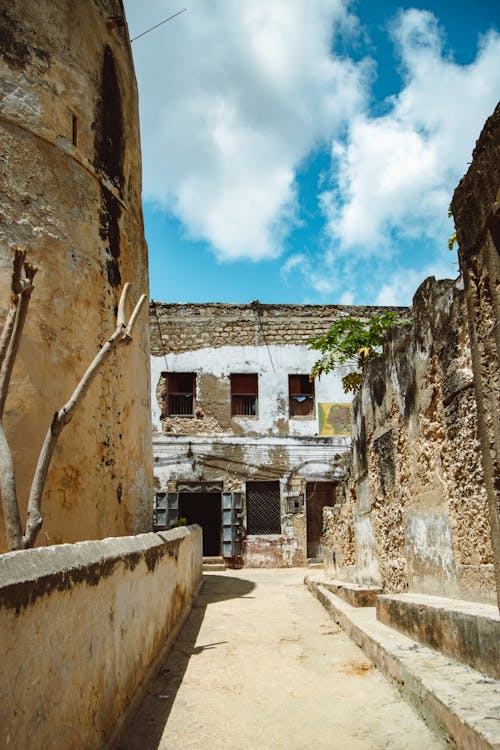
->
[246,481,281,534]
[289,374,314,417]
[159,372,195,417]
[231,373,258,416]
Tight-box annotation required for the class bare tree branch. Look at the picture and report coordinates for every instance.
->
[0,248,37,417]
[117,281,130,328]
[0,248,38,550]
[0,423,23,550]
[23,286,146,548]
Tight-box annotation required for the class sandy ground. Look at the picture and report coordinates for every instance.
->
[117,568,446,750]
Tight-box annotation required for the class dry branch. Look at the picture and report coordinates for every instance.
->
[0,248,38,549]
[0,250,146,550]
[23,284,147,548]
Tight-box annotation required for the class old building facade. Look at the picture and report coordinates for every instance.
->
[150,302,406,566]
[0,0,153,550]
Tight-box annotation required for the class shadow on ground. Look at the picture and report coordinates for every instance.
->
[116,574,255,750]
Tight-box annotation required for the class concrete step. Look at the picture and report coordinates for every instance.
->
[316,577,382,607]
[377,592,500,680]
[305,576,500,750]
[203,556,226,572]
[307,558,324,569]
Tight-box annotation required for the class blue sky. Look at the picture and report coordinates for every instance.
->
[123,0,500,305]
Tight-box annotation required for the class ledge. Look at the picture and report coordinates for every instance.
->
[309,576,382,607]
[377,592,500,680]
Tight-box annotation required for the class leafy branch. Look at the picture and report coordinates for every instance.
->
[308,311,407,393]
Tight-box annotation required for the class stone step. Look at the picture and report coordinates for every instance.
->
[203,556,226,572]
[307,558,323,569]
[310,576,382,607]
[305,576,500,750]
[377,592,500,680]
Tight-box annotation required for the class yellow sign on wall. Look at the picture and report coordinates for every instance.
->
[318,403,352,436]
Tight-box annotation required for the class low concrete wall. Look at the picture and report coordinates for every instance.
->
[377,592,500,680]
[0,527,203,749]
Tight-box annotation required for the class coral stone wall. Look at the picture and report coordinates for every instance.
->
[451,101,500,607]
[150,302,407,355]
[0,0,153,550]
[325,278,495,602]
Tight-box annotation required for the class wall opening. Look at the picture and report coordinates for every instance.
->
[231,373,258,416]
[246,481,281,534]
[178,492,222,556]
[157,372,195,418]
[71,113,78,147]
[289,374,314,417]
[306,481,336,558]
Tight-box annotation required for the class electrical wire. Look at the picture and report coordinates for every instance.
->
[130,8,187,43]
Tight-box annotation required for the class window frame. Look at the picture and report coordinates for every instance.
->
[162,371,196,418]
[288,374,315,419]
[230,373,258,417]
[246,480,281,535]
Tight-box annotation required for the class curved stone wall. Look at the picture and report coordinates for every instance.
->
[0,0,152,549]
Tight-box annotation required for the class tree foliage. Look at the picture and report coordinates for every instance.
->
[308,311,406,393]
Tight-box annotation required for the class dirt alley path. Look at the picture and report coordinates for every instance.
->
[118,569,446,750]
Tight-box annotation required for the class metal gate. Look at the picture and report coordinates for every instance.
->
[222,492,243,557]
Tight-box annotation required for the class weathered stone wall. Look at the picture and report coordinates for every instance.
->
[451,101,500,607]
[324,277,495,602]
[323,457,357,578]
[0,0,153,550]
[150,302,407,355]
[0,527,202,749]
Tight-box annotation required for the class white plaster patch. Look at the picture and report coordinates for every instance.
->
[354,514,381,585]
[405,511,457,589]
[151,343,350,435]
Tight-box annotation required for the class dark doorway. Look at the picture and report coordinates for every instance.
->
[306,482,336,558]
[178,493,222,556]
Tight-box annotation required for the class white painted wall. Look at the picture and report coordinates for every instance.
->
[151,343,352,436]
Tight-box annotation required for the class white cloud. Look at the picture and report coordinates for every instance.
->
[321,10,500,254]
[281,252,337,295]
[374,260,456,306]
[125,0,370,261]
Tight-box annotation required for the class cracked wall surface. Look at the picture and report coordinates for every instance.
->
[324,104,500,604]
[324,277,495,602]
[451,101,500,607]
[0,0,153,551]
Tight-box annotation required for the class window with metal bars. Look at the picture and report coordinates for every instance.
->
[246,481,281,534]
[289,374,315,417]
[160,372,195,417]
[231,373,258,417]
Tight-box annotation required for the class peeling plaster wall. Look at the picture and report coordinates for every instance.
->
[0,527,202,749]
[151,344,348,438]
[0,0,153,550]
[149,303,398,565]
[323,277,495,602]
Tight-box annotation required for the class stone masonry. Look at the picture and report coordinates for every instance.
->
[323,103,500,606]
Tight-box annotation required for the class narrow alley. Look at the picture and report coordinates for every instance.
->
[118,569,445,750]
